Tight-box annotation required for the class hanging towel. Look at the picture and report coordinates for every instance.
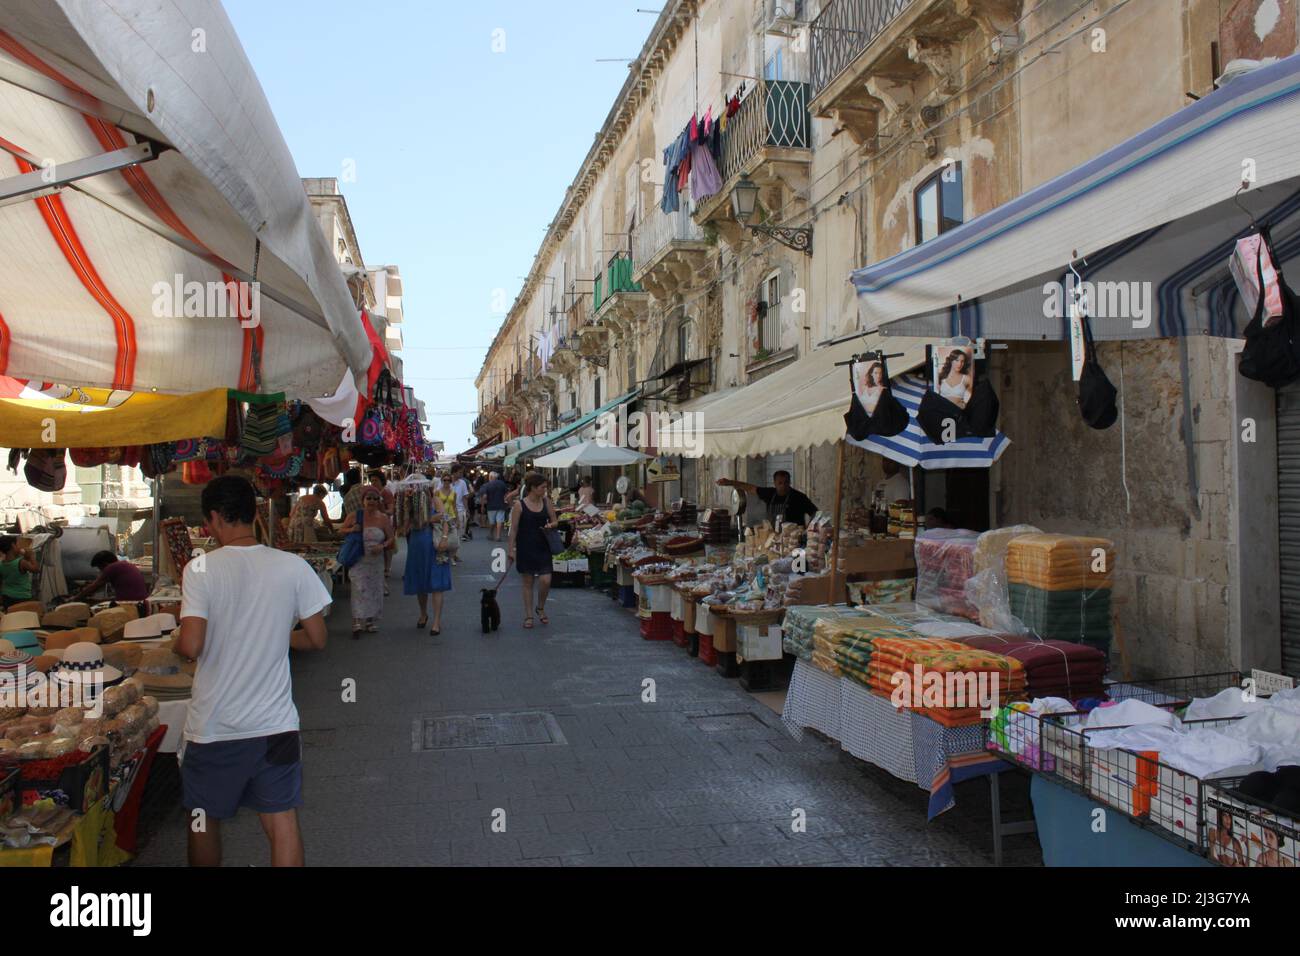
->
[690,142,723,201]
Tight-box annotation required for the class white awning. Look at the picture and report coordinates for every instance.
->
[853,54,1300,342]
[0,1,372,398]
[663,335,930,459]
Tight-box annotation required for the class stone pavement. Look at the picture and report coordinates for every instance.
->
[134,535,1043,867]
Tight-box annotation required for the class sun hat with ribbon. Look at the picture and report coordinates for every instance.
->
[1,630,40,653]
[0,611,41,633]
[50,642,124,687]
[122,618,165,643]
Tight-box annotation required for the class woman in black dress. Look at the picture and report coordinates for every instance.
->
[507,471,559,630]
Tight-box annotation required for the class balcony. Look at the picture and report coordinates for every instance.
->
[632,199,711,302]
[593,252,648,337]
[809,0,1017,147]
[691,80,814,235]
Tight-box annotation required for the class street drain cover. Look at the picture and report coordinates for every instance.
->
[689,712,769,734]
[413,712,566,751]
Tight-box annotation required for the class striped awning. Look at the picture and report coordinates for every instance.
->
[847,375,1010,471]
[854,55,1300,342]
[0,1,372,399]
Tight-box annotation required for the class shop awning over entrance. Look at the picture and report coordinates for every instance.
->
[503,388,643,468]
[852,55,1300,343]
[0,1,372,398]
[663,335,930,458]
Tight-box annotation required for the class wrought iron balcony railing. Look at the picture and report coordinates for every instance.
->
[718,80,811,183]
[633,198,706,268]
[811,0,913,97]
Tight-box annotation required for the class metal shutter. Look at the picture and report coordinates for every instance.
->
[1277,383,1300,677]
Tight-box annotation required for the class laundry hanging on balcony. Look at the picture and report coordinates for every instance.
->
[661,110,726,213]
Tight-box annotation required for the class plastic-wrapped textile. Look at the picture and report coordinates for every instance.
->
[914,529,980,620]
[962,525,1041,634]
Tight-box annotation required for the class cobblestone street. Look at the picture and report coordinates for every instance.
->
[135,537,1041,866]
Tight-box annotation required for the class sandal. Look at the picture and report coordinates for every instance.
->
[365,622,379,633]
[523,617,534,629]
[536,607,549,625]
[429,626,441,636]
[416,616,428,629]
[351,624,362,640]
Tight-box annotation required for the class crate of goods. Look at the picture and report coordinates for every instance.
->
[1203,771,1300,867]
[699,509,735,544]
[1088,746,1159,817]
[737,622,783,661]
[19,743,111,814]
[587,550,614,588]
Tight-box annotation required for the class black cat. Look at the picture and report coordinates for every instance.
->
[480,588,501,634]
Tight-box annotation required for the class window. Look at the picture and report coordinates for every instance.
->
[594,377,602,409]
[760,271,782,352]
[764,49,783,82]
[678,319,692,364]
[627,348,637,391]
[569,390,577,411]
[914,162,963,244]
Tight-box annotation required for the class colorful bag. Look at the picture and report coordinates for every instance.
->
[240,400,291,459]
[24,449,67,492]
[336,509,366,569]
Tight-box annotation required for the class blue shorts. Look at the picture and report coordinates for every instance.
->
[488,510,506,525]
[181,731,303,820]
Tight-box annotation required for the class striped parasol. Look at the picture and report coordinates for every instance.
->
[847,374,1010,470]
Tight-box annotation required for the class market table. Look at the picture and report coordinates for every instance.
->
[782,658,1011,819]
[1031,775,1215,867]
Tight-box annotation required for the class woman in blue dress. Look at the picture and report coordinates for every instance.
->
[404,483,453,636]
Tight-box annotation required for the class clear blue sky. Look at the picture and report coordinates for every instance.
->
[224,0,658,452]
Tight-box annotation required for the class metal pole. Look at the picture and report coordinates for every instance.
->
[829,441,845,602]
[151,476,161,580]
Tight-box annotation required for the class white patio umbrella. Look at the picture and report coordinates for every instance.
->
[531,441,648,469]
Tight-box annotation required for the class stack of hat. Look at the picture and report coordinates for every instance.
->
[0,612,42,654]
[0,638,41,716]
[100,642,144,677]
[43,627,100,655]
[88,605,138,643]
[135,648,193,701]
[48,642,125,700]
[41,602,91,630]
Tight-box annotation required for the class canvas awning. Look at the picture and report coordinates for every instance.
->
[0,1,372,399]
[853,55,1300,342]
[0,377,229,446]
[662,335,930,459]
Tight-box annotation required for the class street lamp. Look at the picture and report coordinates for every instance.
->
[729,176,812,255]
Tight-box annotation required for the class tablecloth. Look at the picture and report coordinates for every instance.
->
[1031,775,1214,867]
[782,658,1009,818]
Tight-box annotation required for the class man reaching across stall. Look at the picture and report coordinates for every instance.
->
[716,470,817,527]
[175,475,332,868]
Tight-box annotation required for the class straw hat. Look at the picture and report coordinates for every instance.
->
[0,611,41,633]
[89,607,134,643]
[1,630,40,653]
[136,648,193,691]
[44,627,100,652]
[42,603,91,629]
[142,613,178,634]
[122,618,164,642]
[49,642,124,687]
[28,654,58,674]
[101,642,143,674]
[4,601,43,616]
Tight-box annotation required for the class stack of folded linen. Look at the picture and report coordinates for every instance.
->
[951,634,1108,700]
[781,605,866,661]
[810,616,913,681]
[867,638,1026,727]
[1006,534,1115,653]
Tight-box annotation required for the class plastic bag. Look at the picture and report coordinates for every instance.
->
[963,524,1041,635]
[914,529,980,619]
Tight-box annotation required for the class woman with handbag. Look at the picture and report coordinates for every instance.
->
[337,488,394,638]
[508,472,561,630]
[405,480,453,636]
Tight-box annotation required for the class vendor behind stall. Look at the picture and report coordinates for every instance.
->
[879,457,912,504]
[716,472,818,526]
[70,550,149,602]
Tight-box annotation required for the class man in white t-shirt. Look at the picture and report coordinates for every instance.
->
[451,466,473,541]
[175,475,331,867]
